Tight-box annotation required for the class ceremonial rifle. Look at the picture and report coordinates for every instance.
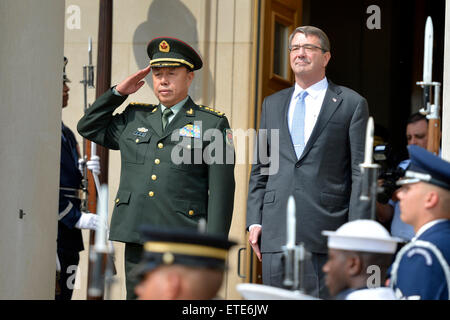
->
[79,36,95,213]
[281,195,309,292]
[359,117,380,220]
[85,0,114,300]
[417,17,441,155]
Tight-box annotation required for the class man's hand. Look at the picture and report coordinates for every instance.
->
[248,225,262,262]
[115,65,151,95]
[75,213,99,230]
[87,155,100,176]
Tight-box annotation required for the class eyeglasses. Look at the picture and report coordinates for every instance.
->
[289,43,326,53]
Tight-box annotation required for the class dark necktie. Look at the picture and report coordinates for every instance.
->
[162,108,173,131]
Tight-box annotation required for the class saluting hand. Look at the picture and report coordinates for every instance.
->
[116,65,151,95]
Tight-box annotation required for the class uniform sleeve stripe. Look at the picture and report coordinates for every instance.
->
[58,202,73,221]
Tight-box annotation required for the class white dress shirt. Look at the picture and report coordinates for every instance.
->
[288,77,328,145]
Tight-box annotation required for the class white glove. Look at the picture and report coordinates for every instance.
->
[87,155,101,176]
[75,213,99,230]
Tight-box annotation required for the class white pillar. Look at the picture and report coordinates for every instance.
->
[0,0,65,299]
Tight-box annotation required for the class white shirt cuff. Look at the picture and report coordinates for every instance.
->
[112,86,122,96]
[248,224,262,232]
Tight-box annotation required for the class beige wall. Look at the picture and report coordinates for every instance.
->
[0,0,65,299]
[64,0,255,300]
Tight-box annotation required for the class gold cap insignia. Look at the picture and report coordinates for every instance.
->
[159,40,170,53]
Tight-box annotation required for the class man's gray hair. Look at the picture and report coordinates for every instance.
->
[288,26,331,53]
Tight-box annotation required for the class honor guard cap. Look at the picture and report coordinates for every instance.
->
[131,226,236,279]
[322,220,402,254]
[147,37,203,71]
[397,145,450,190]
[63,56,71,83]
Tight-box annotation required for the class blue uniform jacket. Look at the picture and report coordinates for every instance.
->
[59,123,84,252]
[391,220,450,300]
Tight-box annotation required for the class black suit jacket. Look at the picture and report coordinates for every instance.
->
[246,80,370,254]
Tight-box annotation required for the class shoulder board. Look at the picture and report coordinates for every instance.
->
[130,102,158,112]
[130,102,157,108]
[198,105,225,117]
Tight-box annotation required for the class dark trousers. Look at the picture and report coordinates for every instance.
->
[262,251,330,299]
[124,243,144,300]
[56,250,80,300]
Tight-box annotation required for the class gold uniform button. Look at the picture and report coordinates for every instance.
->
[158,142,164,149]
[151,175,157,181]
[135,138,140,143]
[148,191,154,197]
[115,198,119,203]
[162,252,174,265]
[188,210,194,216]
[154,158,160,165]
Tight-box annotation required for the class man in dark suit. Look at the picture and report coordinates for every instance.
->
[77,37,235,299]
[246,26,369,298]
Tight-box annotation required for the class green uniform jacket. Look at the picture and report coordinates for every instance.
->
[77,89,235,244]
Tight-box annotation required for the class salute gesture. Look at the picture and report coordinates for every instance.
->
[116,65,151,95]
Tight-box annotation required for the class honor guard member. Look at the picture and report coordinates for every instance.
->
[389,145,450,300]
[322,220,400,300]
[77,37,236,299]
[133,225,236,300]
[58,57,101,300]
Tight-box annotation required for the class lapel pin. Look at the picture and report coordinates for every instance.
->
[332,98,337,102]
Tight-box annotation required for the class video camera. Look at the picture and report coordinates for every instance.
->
[373,144,405,204]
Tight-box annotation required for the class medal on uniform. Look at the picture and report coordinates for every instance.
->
[224,128,234,147]
[180,124,201,138]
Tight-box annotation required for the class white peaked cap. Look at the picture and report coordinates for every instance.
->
[322,220,403,254]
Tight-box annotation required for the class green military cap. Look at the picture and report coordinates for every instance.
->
[147,37,203,71]
[63,56,71,83]
[131,225,236,280]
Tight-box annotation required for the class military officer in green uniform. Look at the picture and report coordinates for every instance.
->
[77,37,235,299]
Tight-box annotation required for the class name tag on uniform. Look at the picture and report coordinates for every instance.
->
[179,124,201,138]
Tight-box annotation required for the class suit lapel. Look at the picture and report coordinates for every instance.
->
[298,81,342,162]
[146,105,163,137]
[280,87,299,161]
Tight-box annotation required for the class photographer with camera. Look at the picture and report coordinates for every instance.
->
[376,113,429,244]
